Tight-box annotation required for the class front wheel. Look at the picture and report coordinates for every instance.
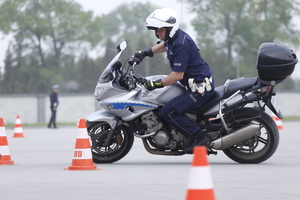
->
[222,108,279,164]
[87,122,134,163]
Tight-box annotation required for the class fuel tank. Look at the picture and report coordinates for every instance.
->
[137,75,185,105]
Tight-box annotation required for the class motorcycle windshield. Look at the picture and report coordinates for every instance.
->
[98,51,122,83]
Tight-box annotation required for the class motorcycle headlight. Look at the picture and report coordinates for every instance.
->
[94,87,104,100]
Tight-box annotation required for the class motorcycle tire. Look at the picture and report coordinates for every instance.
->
[222,107,279,164]
[87,122,134,163]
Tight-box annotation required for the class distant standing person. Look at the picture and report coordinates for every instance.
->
[48,85,59,128]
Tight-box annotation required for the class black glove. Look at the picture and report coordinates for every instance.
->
[143,79,164,91]
[134,48,153,64]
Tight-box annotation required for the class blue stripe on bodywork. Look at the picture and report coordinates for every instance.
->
[103,102,156,110]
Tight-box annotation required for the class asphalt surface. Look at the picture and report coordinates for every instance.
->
[1,121,299,200]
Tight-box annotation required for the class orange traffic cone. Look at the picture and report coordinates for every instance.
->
[76,117,80,128]
[186,146,215,200]
[0,118,15,165]
[12,115,25,138]
[65,119,98,170]
[271,114,283,130]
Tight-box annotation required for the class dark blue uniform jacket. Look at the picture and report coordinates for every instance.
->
[164,29,212,87]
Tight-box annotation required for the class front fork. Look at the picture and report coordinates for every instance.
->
[102,117,122,147]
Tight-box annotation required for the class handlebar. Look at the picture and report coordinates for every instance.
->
[116,57,147,90]
[127,57,147,83]
[128,57,139,66]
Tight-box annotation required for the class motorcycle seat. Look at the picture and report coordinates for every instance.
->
[192,77,258,116]
[223,77,258,98]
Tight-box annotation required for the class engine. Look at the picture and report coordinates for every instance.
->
[140,111,183,149]
[141,111,162,134]
[153,131,169,146]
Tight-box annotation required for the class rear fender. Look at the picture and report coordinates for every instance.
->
[266,99,283,119]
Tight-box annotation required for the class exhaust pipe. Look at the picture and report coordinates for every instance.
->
[210,124,260,150]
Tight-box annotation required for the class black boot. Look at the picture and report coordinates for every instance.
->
[183,131,211,154]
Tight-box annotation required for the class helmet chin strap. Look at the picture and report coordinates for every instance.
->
[169,23,179,38]
[164,28,173,41]
[155,27,178,42]
[165,27,179,41]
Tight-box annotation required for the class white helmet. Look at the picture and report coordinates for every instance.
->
[145,7,180,40]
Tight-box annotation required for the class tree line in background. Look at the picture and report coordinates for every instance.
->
[0,0,299,94]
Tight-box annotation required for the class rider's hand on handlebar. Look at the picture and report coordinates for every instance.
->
[133,48,153,64]
[128,57,140,65]
[143,79,164,91]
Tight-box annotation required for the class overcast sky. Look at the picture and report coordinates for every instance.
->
[76,0,300,79]
[0,0,299,79]
[0,0,196,71]
[75,0,196,35]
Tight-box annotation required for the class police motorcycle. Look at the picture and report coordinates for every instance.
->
[86,40,297,164]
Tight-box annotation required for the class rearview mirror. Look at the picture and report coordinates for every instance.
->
[117,40,127,52]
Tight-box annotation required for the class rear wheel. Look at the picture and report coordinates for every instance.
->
[223,108,279,164]
[87,122,134,163]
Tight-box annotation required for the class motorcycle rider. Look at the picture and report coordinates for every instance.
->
[133,7,215,153]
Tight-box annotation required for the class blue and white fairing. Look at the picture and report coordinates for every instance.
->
[93,76,185,122]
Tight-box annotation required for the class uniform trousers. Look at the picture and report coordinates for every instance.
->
[161,86,214,138]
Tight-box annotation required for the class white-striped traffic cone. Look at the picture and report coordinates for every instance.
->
[186,146,215,200]
[65,119,99,170]
[12,115,25,138]
[0,118,15,165]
